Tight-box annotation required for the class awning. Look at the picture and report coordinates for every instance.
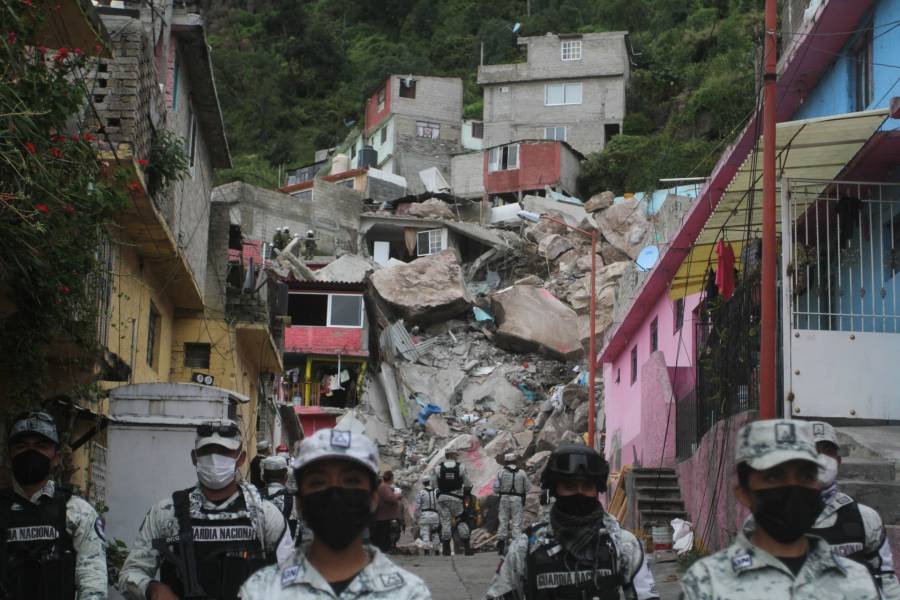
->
[671,108,889,298]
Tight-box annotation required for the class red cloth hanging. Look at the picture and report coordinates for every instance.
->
[715,240,736,300]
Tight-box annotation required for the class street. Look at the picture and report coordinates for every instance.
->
[395,549,684,599]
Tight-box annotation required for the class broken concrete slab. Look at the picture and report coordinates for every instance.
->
[425,414,451,438]
[526,450,552,473]
[514,429,534,450]
[407,198,455,220]
[535,410,575,452]
[370,250,471,326]
[584,191,615,213]
[573,401,590,434]
[596,199,651,260]
[522,195,587,228]
[460,367,526,414]
[396,362,467,414]
[525,217,568,244]
[538,234,574,261]
[315,254,378,283]
[483,431,517,464]
[490,285,583,361]
[514,274,543,286]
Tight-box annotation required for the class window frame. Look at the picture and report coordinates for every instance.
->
[416,121,440,139]
[674,298,685,333]
[471,121,484,139]
[487,144,519,172]
[184,342,211,369]
[377,87,386,112]
[399,79,417,99]
[650,317,659,353]
[380,126,388,144]
[147,303,160,369]
[630,345,638,385]
[416,228,448,257]
[544,126,567,141]
[289,292,365,329]
[544,82,582,106]
[561,39,582,61]
[853,26,874,111]
[186,105,197,173]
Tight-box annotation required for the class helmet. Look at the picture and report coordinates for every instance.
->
[422,475,432,486]
[445,448,458,458]
[261,455,288,472]
[293,428,379,479]
[257,440,271,452]
[540,443,609,494]
[504,451,517,463]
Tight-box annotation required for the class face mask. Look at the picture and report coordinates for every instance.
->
[301,487,372,551]
[12,450,52,485]
[554,493,600,517]
[817,455,839,488]
[196,454,238,490]
[752,485,823,544]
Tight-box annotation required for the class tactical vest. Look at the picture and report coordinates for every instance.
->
[438,461,461,494]
[814,500,868,563]
[526,524,623,600]
[265,488,298,540]
[420,489,438,512]
[159,487,272,600]
[498,466,526,500]
[0,486,76,600]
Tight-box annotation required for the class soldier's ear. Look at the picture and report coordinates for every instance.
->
[734,483,754,511]
[235,450,247,468]
[191,450,198,466]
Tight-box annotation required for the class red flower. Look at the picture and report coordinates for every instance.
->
[127,181,142,192]
[52,47,68,63]
[24,142,36,155]
[137,159,149,167]
[51,133,66,142]
[63,204,75,216]
[35,203,49,214]
[21,0,32,6]
[73,47,82,56]
[59,285,70,295]
[94,43,103,54]
[7,31,16,45]
[36,45,48,56]
[82,132,95,142]
[49,147,63,159]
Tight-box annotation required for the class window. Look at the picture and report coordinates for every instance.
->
[545,82,582,106]
[416,121,440,139]
[399,79,416,99]
[650,317,658,353]
[376,87,386,112]
[674,298,685,332]
[291,189,312,202]
[544,126,566,141]
[184,343,210,369]
[339,179,354,189]
[147,303,160,368]
[350,144,356,159]
[854,27,873,111]
[630,345,638,385]
[488,144,519,172]
[605,123,621,144]
[416,229,447,256]
[287,293,365,328]
[186,106,197,170]
[561,39,582,61]
[471,121,484,139]
[380,127,387,144]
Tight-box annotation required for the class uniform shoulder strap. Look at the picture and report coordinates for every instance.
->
[55,485,73,538]
[172,487,194,537]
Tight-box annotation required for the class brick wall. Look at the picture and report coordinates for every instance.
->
[310,179,364,255]
[285,326,367,356]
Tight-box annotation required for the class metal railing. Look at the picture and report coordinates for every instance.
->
[783,179,900,334]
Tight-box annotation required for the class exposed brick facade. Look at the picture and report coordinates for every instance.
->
[285,326,368,357]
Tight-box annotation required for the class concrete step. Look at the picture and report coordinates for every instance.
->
[639,508,689,525]
[838,480,900,525]
[633,471,679,485]
[637,498,686,512]
[839,458,896,482]
[634,487,682,501]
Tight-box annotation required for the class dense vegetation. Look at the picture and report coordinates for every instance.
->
[204,0,763,195]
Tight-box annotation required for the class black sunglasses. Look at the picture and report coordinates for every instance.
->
[548,452,606,478]
[197,423,240,438]
[13,412,55,423]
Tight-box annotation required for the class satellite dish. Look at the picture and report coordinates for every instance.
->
[635,245,660,272]
[512,22,521,34]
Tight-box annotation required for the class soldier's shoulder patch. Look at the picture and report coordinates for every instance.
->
[379,572,404,589]
[280,565,300,586]
[94,516,107,543]
[731,551,753,571]
[836,494,853,506]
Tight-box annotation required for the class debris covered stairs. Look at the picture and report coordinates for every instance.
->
[631,467,688,533]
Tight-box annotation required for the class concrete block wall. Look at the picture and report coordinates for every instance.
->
[390,75,464,124]
[310,179,364,255]
[450,152,486,198]
[213,181,314,246]
[393,115,461,195]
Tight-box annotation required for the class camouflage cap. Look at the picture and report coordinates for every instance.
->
[735,419,819,471]
[810,421,839,447]
[293,428,380,477]
[195,419,242,451]
[8,412,59,446]
[261,455,288,471]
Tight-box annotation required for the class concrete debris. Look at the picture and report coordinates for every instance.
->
[491,285,583,361]
[522,195,587,228]
[315,254,378,283]
[595,198,651,260]
[538,233,575,261]
[514,274,542,286]
[424,414,451,438]
[370,250,472,325]
[584,190,615,213]
[406,197,456,220]
[524,217,568,244]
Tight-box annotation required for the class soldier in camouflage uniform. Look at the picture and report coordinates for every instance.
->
[486,443,659,600]
[493,451,531,556]
[118,420,292,600]
[238,428,431,598]
[434,448,470,556]
[681,419,879,600]
[0,412,107,600]
[810,421,900,599]
[415,475,441,555]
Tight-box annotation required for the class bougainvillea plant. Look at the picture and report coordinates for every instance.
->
[0,1,127,409]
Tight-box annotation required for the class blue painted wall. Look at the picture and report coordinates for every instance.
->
[792,0,900,121]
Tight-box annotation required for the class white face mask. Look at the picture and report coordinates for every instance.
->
[818,455,839,488]
[196,454,238,490]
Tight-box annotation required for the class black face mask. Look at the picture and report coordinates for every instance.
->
[752,485,824,544]
[301,487,373,551]
[554,493,600,517]
[12,450,52,485]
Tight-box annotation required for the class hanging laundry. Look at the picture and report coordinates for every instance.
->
[339,369,350,384]
[329,373,343,391]
[715,240,735,300]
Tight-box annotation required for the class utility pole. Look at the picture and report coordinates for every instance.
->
[760,0,778,419]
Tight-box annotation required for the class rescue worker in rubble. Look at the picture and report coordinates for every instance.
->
[415,475,441,555]
[460,483,481,555]
[262,455,299,539]
[486,443,659,600]
[810,421,900,599]
[303,229,317,260]
[250,440,271,490]
[681,419,879,599]
[493,451,530,556]
[237,428,432,599]
[118,419,293,600]
[434,447,472,556]
[0,411,108,599]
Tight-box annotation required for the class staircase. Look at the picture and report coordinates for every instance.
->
[630,467,688,529]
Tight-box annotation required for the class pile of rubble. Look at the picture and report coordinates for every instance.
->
[273,188,655,549]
